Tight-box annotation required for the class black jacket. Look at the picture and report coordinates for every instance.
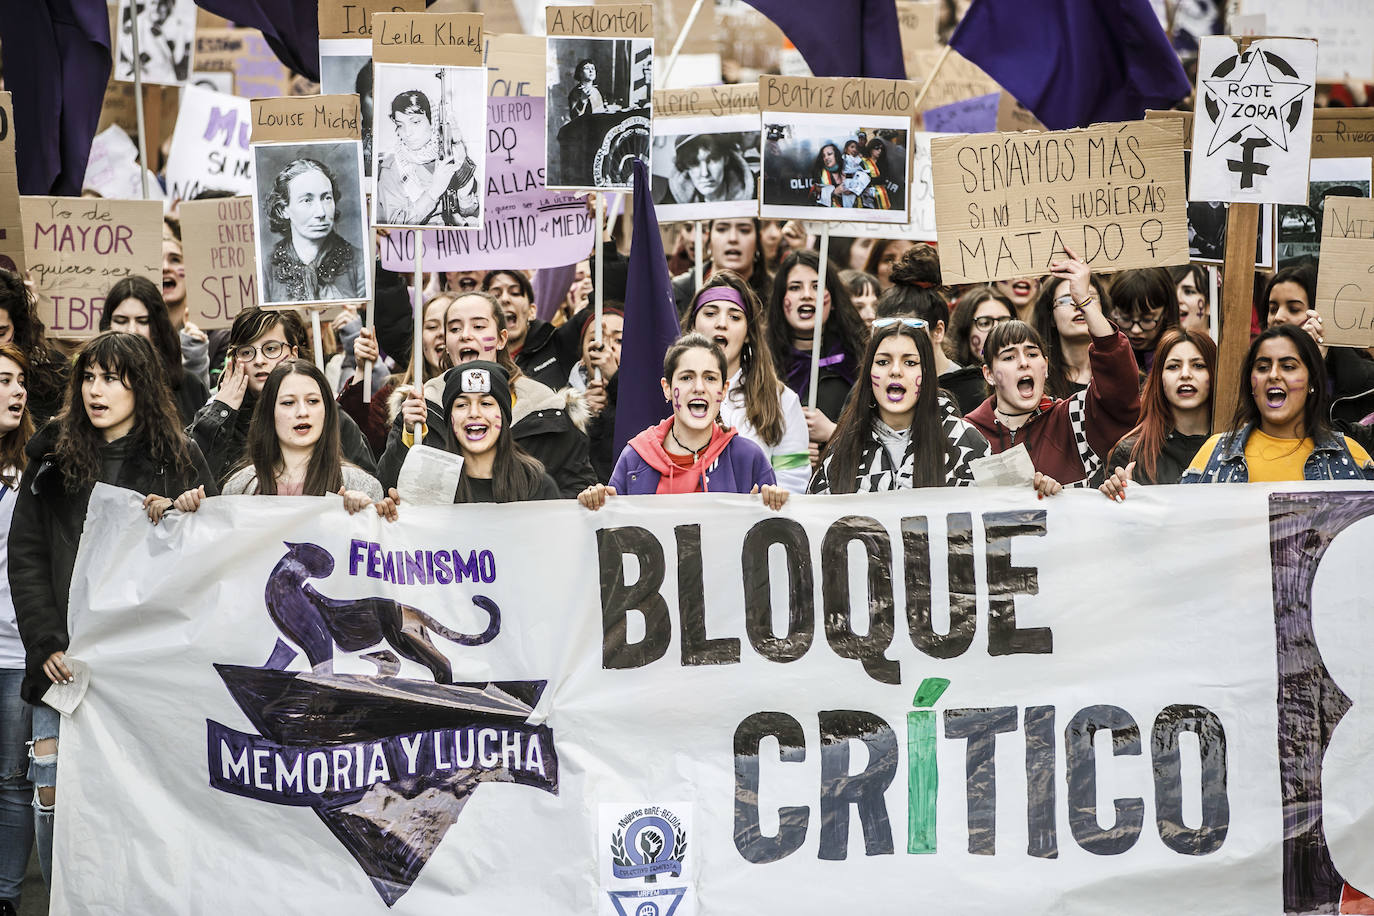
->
[174,368,210,426]
[587,372,618,484]
[10,425,217,704]
[189,391,378,483]
[376,371,595,498]
[1108,431,1207,486]
[514,319,571,391]
[671,264,772,318]
[940,366,989,417]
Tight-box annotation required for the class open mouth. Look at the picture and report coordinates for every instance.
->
[885,382,906,403]
[1176,384,1198,399]
[1012,281,1033,298]
[7,402,22,416]
[796,304,815,320]
[722,248,742,262]
[458,278,478,291]
[89,403,107,417]
[162,274,177,293]
[686,397,709,419]
[458,346,481,362]
[711,335,729,349]
[1016,375,1035,397]
[463,422,489,442]
[254,371,271,384]
[1265,385,1287,409]
[292,422,313,435]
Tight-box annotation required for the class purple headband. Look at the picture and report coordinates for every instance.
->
[690,285,749,319]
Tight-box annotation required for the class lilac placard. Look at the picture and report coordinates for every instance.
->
[379,97,596,271]
[922,92,1000,134]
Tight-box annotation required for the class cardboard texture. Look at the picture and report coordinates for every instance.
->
[546,4,653,38]
[654,84,759,118]
[1314,196,1374,346]
[760,75,921,116]
[251,95,363,143]
[648,0,716,56]
[1238,0,1374,83]
[910,48,1001,112]
[21,197,161,338]
[181,197,257,330]
[372,12,485,66]
[897,1,940,54]
[487,33,546,96]
[195,28,253,74]
[0,94,24,274]
[931,119,1189,284]
[320,0,427,40]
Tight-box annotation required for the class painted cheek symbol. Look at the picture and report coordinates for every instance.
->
[672,386,681,410]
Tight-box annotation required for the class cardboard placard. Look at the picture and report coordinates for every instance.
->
[896,0,940,55]
[760,75,921,117]
[1276,157,1371,271]
[1314,196,1374,345]
[931,120,1189,284]
[195,28,253,75]
[0,93,24,274]
[654,83,759,119]
[1189,36,1317,205]
[21,197,162,338]
[181,197,257,330]
[1237,0,1374,83]
[166,86,255,201]
[372,12,484,66]
[320,0,426,40]
[546,4,653,38]
[250,95,362,144]
[807,130,942,242]
[909,48,1001,112]
[234,33,296,99]
[486,33,546,97]
[1313,109,1374,159]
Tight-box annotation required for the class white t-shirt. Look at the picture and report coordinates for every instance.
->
[0,480,25,668]
[720,369,812,494]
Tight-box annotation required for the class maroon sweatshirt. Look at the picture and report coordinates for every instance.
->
[965,330,1140,485]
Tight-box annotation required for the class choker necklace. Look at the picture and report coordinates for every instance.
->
[995,405,1034,420]
[670,423,709,459]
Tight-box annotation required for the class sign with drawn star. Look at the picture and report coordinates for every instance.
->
[1189,36,1318,206]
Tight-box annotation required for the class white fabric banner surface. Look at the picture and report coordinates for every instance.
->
[52,483,1374,914]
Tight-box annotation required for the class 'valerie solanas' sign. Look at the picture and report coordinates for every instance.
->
[57,484,1374,913]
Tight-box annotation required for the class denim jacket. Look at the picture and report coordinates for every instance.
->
[1180,424,1374,483]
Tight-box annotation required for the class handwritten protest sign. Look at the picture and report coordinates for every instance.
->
[319,0,426,40]
[234,33,296,99]
[21,197,161,338]
[1314,196,1374,346]
[651,84,760,222]
[807,130,941,242]
[931,120,1189,284]
[165,85,254,201]
[195,28,253,79]
[181,197,257,330]
[380,97,595,271]
[486,33,546,97]
[896,0,939,54]
[0,93,24,273]
[1190,36,1317,205]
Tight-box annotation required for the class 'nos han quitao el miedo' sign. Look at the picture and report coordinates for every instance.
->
[56,485,1374,914]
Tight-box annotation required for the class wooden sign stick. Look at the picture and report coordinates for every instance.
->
[1213,202,1260,434]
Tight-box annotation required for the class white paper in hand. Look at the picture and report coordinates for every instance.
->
[397,444,464,506]
[970,443,1036,488]
[42,657,90,716]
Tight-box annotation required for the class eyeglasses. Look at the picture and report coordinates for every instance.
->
[1107,308,1163,332]
[233,341,290,362]
[972,314,1013,331]
[872,317,929,330]
[1053,295,1078,310]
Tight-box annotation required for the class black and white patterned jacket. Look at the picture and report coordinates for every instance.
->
[809,411,991,493]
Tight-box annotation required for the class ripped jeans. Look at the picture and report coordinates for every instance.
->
[0,669,32,904]
[29,703,56,890]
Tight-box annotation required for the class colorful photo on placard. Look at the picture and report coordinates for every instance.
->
[319,39,374,180]
[1275,157,1372,272]
[115,0,195,86]
[545,36,653,190]
[650,117,760,222]
[371,62,486,230]
[251,140,370,307]
[760,112,911,224]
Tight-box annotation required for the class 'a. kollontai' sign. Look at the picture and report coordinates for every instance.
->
[58,484,1374,914]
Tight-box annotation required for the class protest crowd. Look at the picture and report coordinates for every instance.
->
[0,0,1369,911]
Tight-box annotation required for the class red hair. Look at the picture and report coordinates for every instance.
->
[1121,329,1217,481]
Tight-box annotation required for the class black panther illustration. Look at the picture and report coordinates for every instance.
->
[264,542,499,684]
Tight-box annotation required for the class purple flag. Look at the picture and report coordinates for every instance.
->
[0,0,110,195]
[613,160,680,456]
[950,0,1190,131]
[742,0,905,80]
[195,0,319,81]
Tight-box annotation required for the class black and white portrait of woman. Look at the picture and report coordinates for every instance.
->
[115,0,194,86]
[372,63,486,229]
[650,121,760,222]
[545,36,653,190]
[252,143,370,306]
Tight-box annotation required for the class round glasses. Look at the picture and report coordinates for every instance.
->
[232,340,290,362]
[971,314,1013,331]
[1107,308,1163,332]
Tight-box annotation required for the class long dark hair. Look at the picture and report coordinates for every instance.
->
[0,344,33,486]
[945,286,1013,366]
[682,270,786,446]
[100,276,183,388]
[1230,323,1331,441]
[765,248,866,370]
[1118,329,1217,481]
[242,359,345,496]
[821,322,947,492]
[0,269,63,413]
[53,332,191,491]
[1262,265,1316,314]
[1033,273,1112,399]
[875,244,949,323]
[1108,267,1178,354]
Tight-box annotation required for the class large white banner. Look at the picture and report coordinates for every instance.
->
[54,483,1374,914]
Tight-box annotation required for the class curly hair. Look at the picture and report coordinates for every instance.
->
[0,269,64,413]
[266,159,339,236]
